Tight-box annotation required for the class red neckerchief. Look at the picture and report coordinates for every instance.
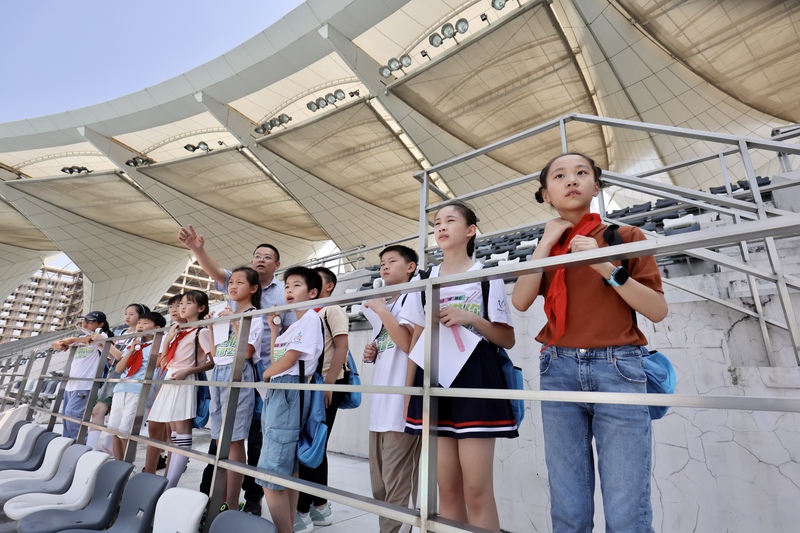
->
[163,328,194,367]
[125,342,152,376]
[313,307,322,313]
[543,213,602,348]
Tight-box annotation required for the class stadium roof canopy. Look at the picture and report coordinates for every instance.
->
[1,0,798,321]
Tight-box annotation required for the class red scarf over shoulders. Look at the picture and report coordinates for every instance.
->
[543,213,602,348]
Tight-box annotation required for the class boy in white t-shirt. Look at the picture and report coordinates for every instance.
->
[362,246,422,533]
[106,312,166,460]
[257,266,324,533]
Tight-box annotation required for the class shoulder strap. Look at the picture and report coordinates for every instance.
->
[193,327,202,367]
[318,318,325,375]
[299,359,305,426]
[418,268,433,308]
[602,225,638,326]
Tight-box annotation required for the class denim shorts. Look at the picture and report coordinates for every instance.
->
[256,374,309,490]
[209,361,255,441]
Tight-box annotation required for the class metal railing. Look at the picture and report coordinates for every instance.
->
[2,113,800,532]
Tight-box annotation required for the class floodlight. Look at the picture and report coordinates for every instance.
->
[455,18,469,33]
[429,33,443,47]
[133,156,144,165]
[388,57,401,71]
[307,102,318,112]
[421,50,429,59]
[197,142,209,152]
[70,166,82,174]
[442,23,455,39]
[125,160,136,167]
[185,144,196,152]
[270,118,281,128]
[334,89,346,100]
[400,54,412,68]
[61,167,73,174]
[325,93,337,105]
[379,65,392,78]
[316,97,327,108]
[279,114,291,124]
[255,124,267,134]
[491,0,506,10]
[480,13,488,23]
[349,90,360,97]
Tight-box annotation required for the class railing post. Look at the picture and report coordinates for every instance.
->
[124,329,165,463]
[77,340,112,444]
[206,315,252,528]
[27,348,55,421]
[0,352,26,411]
[740,141,800,364]
[419,281,440,531]
[49,345,77,432]
[419,171,430,271]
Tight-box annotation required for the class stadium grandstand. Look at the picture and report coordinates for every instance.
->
[1,1,799,532]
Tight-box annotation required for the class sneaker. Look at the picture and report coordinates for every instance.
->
[242,501,262,516]
[293,512,314,533]
[219,502,232,512]
[310,503,333,526]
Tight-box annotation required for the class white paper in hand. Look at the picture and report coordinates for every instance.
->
[408,325,480,388]
[361,305,384,341]
[209,301,231,345]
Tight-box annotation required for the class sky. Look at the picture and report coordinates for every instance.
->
[0,0,305,123]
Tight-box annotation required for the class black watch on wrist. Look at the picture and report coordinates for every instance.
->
[604,266,630,288]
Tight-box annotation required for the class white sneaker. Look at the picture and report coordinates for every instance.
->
[293,512,314,533]
[310,503,333,526]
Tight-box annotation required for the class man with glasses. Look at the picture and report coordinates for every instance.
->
[178,225,296,515]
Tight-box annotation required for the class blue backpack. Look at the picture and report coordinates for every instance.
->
[419,270,525,429]
[605,225,676,420]
[297,328,329,469]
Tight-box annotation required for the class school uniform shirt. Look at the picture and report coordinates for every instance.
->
[369,296,411,433]
[213,307,264,366]
[270,311,323,380]
[318,305,348,381]
[167,328,212,370]
[115,343,153,395]
[535,224,663,348]
[215,271,297,365]
[399,262,513,339]
[65,333,107,392]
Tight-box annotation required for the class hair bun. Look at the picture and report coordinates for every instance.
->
[535,188,545,204]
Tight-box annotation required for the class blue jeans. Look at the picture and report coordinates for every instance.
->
[62,389,90,440]
[540,345,653,533]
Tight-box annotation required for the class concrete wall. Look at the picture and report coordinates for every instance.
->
[327,240,800,532]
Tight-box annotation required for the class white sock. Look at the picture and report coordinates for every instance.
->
[85,430,100,450]
[165,433,192,489]
[102,433,114,452]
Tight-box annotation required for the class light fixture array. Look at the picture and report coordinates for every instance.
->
[184,141,211,153]
[427,17,469,49]
[306,89,348,112]
[379,54,413,78]
[61,166,92,174]
[125,156,155,167]
[254,113,292,134]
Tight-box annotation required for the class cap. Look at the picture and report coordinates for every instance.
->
[80,311,107,323]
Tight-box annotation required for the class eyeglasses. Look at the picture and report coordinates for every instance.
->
[253,255,276,262]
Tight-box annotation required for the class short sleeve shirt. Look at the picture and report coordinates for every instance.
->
[65,333,107,392]
[166,328,211,370]
[215,271,297,365]
[399,262,514,337]
[270,311,323,380]
[115,343,153,395]
[213,307,264,366]
[370,296,411,433]
[318,305,349,380]
[535,224,663,348]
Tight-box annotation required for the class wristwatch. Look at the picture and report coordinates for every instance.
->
[606,266,630,288]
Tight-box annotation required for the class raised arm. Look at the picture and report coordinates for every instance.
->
[177,224,227,287]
